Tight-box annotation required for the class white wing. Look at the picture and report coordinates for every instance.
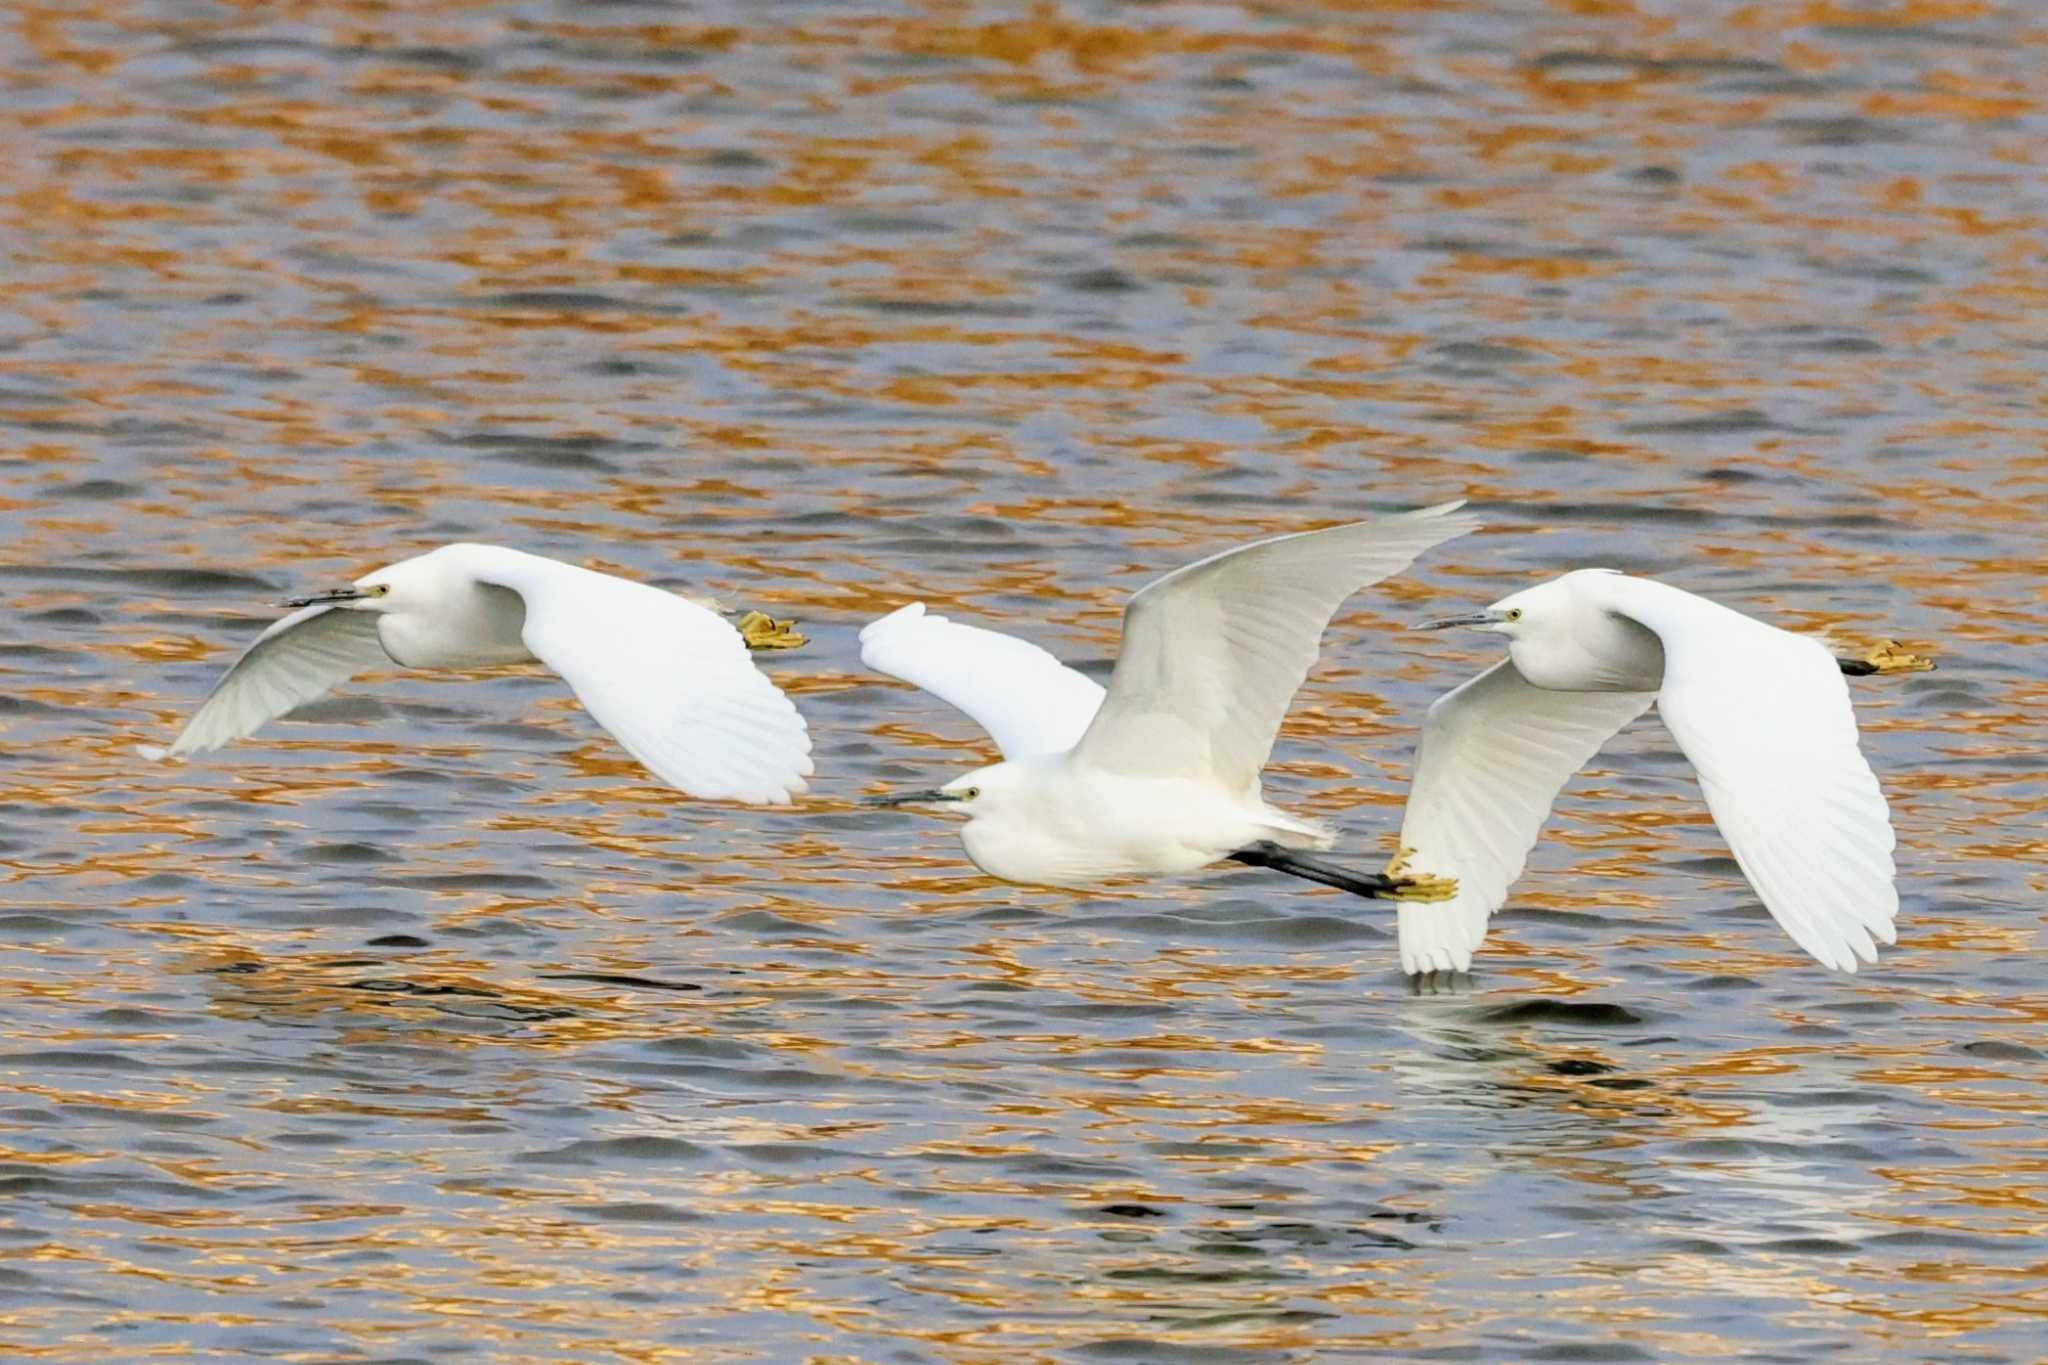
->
[162,603,390,757]
[464,546,812,805]
[1395,661,1654,975]
[858,603,1105,760]
[1072,503,1481,788]
[1593,574,1899,971]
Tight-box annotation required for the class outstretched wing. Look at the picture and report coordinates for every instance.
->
[1581,577,1900,970]
[465,546,812,805]
[1591,574,1899,972]
[1073,503,1481,789]
[1395,660,1654,975]
[859,603,1105,760]
[161,603,390,757]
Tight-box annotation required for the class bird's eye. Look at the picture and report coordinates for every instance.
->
[963,786,981,800]
[1505,608,1522,622]
[367,584,391,597]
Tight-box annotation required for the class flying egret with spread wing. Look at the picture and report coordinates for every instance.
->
[862,503,1478,900]
[152,543,813,805]
[1398,569,1927,978]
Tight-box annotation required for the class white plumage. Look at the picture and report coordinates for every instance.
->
[156,543,813,805]
[862,503,1480,890]
[1400,569,1900,975]
[858,603,1104,760]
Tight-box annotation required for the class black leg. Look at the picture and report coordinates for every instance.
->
[1228,840,1408,900]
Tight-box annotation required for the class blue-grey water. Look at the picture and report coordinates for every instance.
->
[0,1,2043,1360]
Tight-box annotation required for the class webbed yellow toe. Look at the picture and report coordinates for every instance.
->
[1862,639,1934,674]
[735,610,807,651]
[1384,846,1458,903]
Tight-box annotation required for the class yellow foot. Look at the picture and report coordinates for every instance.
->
[734,610,807,651]
[1384,845,1458,903]
[1861,639,1934,674]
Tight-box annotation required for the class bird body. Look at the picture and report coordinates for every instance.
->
[946,756,1332,887]
[1402,569,1899,976]
[863,503,1479,898]
[158,542,813,805]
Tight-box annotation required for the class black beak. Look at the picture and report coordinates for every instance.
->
[1413,611,1497,631]
[864,788,960,808]
[284,587,366,609]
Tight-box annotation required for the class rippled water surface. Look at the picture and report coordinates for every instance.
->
[1,1,2044,1360]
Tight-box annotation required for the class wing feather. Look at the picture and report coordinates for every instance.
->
[1395,660,1654,975]
[1073,503,1481,787]
[858,602,1105,760]
[466,547,812,805]
[1592,575,1899,971]
[163,603,390,757]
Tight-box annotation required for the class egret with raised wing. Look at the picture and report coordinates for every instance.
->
[152,543,813,805]
[1398,569,1927,979]
[862,502,1479,901]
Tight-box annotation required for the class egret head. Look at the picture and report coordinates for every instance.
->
[1416,579,1568,640]
[867,760,1025,814]
[284,576,395,612]
[284,549,463,613]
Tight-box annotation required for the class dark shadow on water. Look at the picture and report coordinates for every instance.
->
[537,971,702,993]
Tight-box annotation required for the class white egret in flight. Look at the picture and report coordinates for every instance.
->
[1399,569,1928,977]
[863,503,1479,901]
[152,543,813,805]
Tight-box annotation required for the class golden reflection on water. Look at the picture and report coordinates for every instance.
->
[0,0,2043,1359]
